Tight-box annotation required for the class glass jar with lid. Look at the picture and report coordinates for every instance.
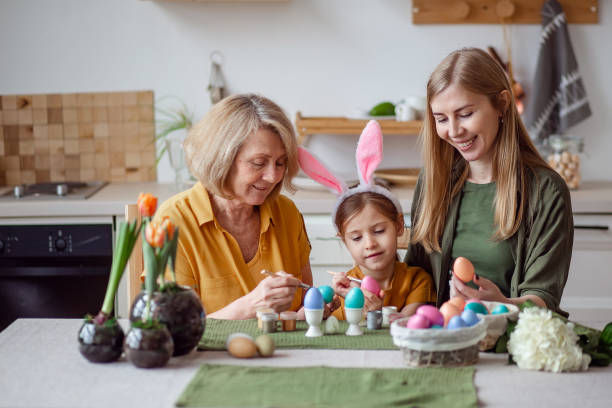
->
[545,134,582,189]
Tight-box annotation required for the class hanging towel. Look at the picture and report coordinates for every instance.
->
[525,0,591,144]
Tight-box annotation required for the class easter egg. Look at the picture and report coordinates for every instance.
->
[254,334,275,357]
[345,287,365,309]
[453,257,475,282]
[227,334,257,358]
[465,301,488,315]
[416,305,444,327]
[447,315,467,329]
[491,304,510,315]
[431,324,443,329]
[460,309,479,326]
[325,316,340,334]
[318,285,334,304]
[304,287,324,309]
[439,302,461,326]
[406,314,431,329]
[448,296,466,310]
[361,276,384,298]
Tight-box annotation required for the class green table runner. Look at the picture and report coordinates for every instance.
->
[176,364,477,408]
[198,319,397,350]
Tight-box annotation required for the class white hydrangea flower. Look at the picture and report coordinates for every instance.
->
[507,307,591,373]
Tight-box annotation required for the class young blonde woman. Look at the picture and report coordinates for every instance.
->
[405,48,573,316]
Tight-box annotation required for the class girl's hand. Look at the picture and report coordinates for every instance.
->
[247,271,301,313]
[362,290,383,313]
[451,274,507,303]
[331,272,358,298]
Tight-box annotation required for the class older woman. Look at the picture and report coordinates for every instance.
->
[405,48,573,316]
[155,94,311,319]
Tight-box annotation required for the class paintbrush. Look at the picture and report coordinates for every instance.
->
[260,269,311,289]
[326,270,362,284]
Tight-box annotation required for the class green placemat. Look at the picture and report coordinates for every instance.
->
[176,364,477,408]
[198,319,397,350]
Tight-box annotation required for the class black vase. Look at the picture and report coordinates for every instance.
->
[125,325,174,368]
[78,320,125,363]
[130,285,206,356]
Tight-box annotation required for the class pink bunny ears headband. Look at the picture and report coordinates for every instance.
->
[298,120,403,232]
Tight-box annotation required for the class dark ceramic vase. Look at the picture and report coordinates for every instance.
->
[78,320,125,363]
[125,325,174,368]
[130,285,206,356]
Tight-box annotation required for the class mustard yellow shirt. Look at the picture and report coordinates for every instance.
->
[332,261,436,320]
[154,182,311,314]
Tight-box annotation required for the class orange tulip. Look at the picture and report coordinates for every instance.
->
[160,216,175,240]
[137,193,157,218]
[145,221,165,248]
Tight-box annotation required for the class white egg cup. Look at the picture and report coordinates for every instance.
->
[304,308,324,337]
[345,307,364,336]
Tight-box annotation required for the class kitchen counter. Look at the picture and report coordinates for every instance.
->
[1,318,611,408]
[0,180,611,219]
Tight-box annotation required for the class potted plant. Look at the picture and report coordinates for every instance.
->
[77,196,146,363]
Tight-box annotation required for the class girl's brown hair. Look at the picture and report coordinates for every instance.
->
[411,47,549,253]
[335,191,403,236]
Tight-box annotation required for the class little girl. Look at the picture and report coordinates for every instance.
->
[298,120,436,320]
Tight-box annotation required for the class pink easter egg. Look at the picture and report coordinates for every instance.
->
[406,314,431,329]
[416,305,444,327]
[361,276,383,298]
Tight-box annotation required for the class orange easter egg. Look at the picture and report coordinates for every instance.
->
[448,296,466,311]
[439,302,461,327]
[453,257,475,282]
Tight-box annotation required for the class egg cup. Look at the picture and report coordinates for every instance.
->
[304,308,324,337]
[345,307,363,336]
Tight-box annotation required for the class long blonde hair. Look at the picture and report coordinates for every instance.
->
[411,48,549,253]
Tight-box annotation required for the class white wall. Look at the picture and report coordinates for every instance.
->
[1,0,610,182]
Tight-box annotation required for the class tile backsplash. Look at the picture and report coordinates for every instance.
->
[0,90,157,186]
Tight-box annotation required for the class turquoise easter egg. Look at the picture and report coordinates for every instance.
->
[447,315,467,329]
[491,304,509,314]
[465,301,488,315]
[318,285,334,304]
[345,287,364,309]
[431,324,443,329]
[460,309,479,326]
[304,287,324,309]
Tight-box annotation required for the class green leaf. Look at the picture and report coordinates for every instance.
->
[600,322,612,347]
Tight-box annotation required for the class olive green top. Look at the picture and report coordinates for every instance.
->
[451,181,514,297]
[405,165,573,316]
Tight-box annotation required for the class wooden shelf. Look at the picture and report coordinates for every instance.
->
[295,112,423,145]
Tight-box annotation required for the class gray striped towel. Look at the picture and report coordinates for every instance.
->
[525,0,591,144]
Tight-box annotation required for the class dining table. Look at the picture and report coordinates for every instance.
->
[0,316,611,408]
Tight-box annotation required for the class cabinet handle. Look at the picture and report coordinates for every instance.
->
[574,225,609,231]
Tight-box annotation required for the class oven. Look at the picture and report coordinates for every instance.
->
[0,182,114,331]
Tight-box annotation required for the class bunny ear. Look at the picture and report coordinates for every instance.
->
[298,147,346,194]
[355,120,383,185]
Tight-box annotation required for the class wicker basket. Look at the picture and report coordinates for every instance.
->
[390,317,486,367]
[478,301,519,351]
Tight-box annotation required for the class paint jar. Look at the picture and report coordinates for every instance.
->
[261,313,278,334]
[366,310,383,330]
[382,306,398,327]
[256,307,275,329]
[280,311,297,331]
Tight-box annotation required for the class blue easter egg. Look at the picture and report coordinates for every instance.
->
[345,287,364,309]
[304,287,324,309]
[447,315,467,329]
[460,309,479,326]
[491,304,510,314]
[318,285,334,304]
[465,302,488,315]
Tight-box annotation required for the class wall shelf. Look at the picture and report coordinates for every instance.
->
[295,112,423,145]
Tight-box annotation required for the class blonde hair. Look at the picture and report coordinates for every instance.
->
[184,93,298,199]
[411,48,549,253]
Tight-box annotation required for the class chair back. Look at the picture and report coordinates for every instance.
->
[125,204,143,313]
[397,227,411,250]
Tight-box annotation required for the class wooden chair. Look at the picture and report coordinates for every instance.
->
[397,227,411,250]
[124,204,143,314]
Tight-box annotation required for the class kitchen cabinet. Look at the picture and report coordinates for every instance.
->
[295,112,423,145]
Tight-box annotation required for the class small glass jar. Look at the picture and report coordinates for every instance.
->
[280,311,297,331]
[546,135,582,190]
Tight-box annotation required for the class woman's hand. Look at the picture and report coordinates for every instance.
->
[451,274,507,303]
[331,272,359,298]
[247,271,301,314]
